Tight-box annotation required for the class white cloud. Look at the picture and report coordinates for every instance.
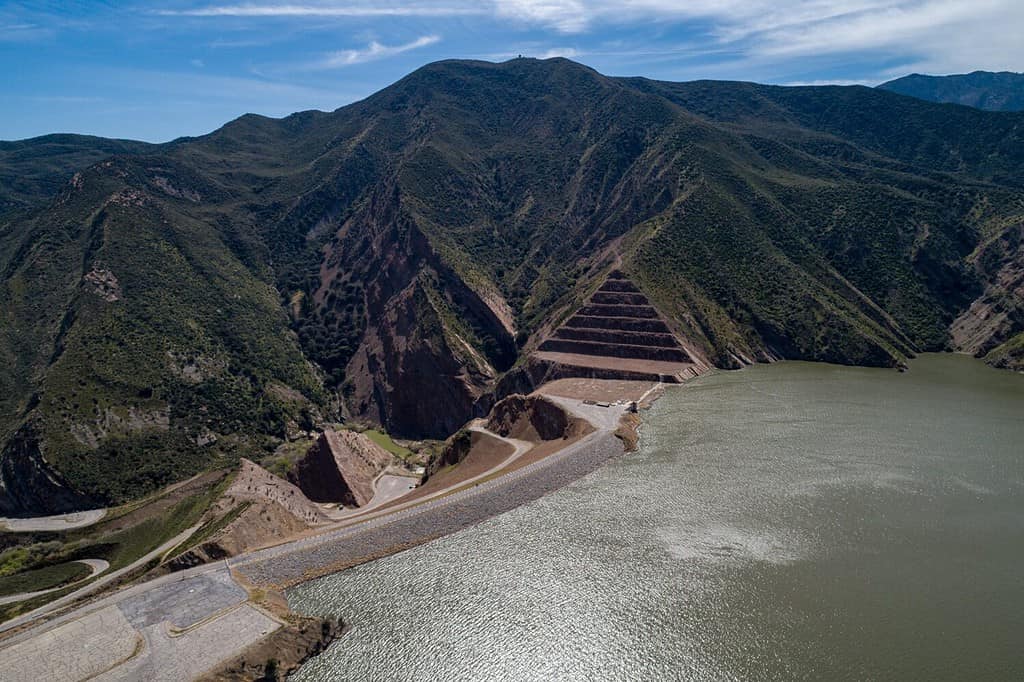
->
[783,78,879,86]
[491,0,1024,75]
[540,46,578,58]
[494,0,587,33]
[0,21,54,41]
[319,34,440,67]
[156,1,1024,76]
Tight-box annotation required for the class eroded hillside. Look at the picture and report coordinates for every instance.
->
[2,57,1024,514]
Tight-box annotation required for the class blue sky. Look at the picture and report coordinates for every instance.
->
[4,1,1023,142]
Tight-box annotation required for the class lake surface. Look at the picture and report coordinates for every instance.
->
[288,354,1024,681]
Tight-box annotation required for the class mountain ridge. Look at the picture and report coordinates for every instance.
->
[2,57,1023,514]
[879,70,1024,111]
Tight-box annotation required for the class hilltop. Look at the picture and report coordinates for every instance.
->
[879,70,1024,111]
[2,57,1023,514]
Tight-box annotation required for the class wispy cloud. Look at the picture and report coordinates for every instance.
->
[157,3,484,17]
[783,78,879,87]
[494,0,587,33]
[491,0,1024,76]
[540,46,579,58]
[0,21,54,42]
[317,35,441,68]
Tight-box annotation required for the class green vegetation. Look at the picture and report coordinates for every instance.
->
[2,58,1023,512]
[0,471,229,622]
[985,331,1024,370]
[363,429,414,460]
[879,71,1024,112]
[260,437,315,480]
[0,561,90,597]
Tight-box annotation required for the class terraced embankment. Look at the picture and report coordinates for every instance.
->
[534,271,701,383]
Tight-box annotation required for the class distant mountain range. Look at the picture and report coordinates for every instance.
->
[2,58,1023,515]
[879,71,1024,111]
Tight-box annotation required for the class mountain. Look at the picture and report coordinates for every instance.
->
[2,58,1023,514]
[879,71,1024,111]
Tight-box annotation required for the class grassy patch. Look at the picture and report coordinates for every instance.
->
[363,429,414,460]
[0,561,91,597]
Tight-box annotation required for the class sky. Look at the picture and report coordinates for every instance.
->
[3,1,1023,142]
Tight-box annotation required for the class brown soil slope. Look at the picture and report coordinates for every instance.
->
[486,394,588,442]
[289,429,396,506]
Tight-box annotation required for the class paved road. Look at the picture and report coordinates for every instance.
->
[0,567,278,682]
[234,424,624,587]
[0,509,106,533]
[321,426,532,525]
[228,426,537,571]
[0,407,628,680]
[0,524,201,634]
[0,423,538,640]
[0,559,110,607]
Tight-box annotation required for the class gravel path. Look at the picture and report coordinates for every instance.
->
[234,430,624,587]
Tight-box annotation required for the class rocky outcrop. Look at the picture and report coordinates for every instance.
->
[168,459,324,567]
[82,266,122,302]
[326,185,514,440]
[289,429,395,506]
[226,459,325,525]
[951,222,1024,367]
[0,424,94,516]
[346,276,490,440]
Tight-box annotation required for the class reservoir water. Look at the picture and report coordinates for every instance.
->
[288,354,1024,681]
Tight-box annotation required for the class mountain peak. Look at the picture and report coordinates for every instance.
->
[879,70,1024,111]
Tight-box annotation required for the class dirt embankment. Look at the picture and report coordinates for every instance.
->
[486,394,588,442]
[289,429,396,507]
[420,429,513,486]
[951,222,1024,368]
[172,461,325,566]
[198,614,345,682]
[228,459,325,525]
[615,412,642,452]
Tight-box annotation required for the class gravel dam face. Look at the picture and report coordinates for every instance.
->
[287,354,1024,681]
[235,431,624,588]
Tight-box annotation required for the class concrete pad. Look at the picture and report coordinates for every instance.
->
[368,474,418,506]
[94,604,281,682]
[0,605,140,682]
[119,569,246,629]
[543,394,628,431]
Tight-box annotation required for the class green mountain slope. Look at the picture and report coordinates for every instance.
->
[2,58,1023,514]
[879,71,1024,112]
[0,134,155,216]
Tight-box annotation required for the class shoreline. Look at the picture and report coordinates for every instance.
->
[0,379,674,680]
[236,428,630,590]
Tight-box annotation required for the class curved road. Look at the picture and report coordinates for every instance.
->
[0,560,110,607]
[0,525,200,634]
[0,403,627,667]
